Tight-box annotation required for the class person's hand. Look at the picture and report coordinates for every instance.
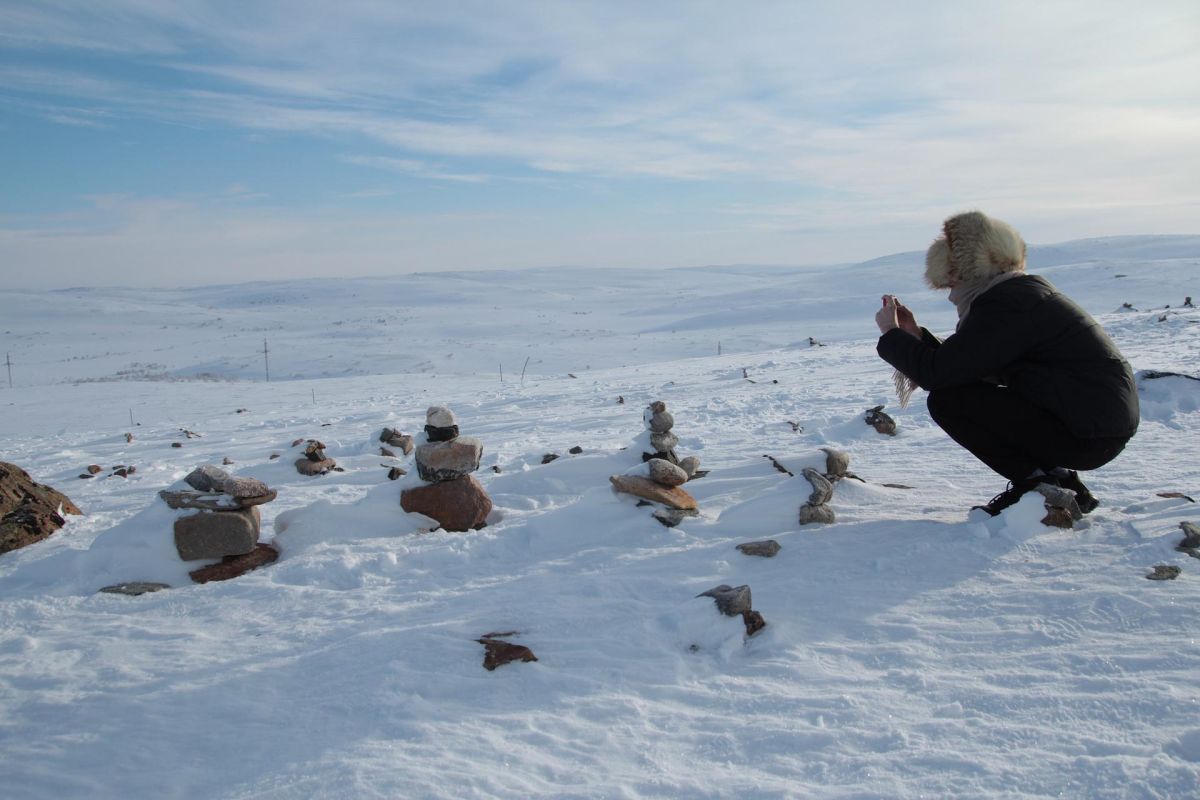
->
[875,295,899,334]
[894,299,921,339]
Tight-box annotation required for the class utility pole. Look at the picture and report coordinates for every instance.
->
[262,339,270,382]
[4,352,11,389]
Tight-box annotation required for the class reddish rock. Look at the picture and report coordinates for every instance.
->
[401,475,492,532]
[477,637,538,671]
[87,465,103,475]
[1,462,83,556]
[609,475,697,510]
[189,543,279,584]
[1,462,82,518]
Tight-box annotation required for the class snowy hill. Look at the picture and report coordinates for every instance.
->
[1,236,1198,798]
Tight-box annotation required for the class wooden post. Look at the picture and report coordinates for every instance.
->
[263,339,270,382]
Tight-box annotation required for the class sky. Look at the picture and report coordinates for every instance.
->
[1,1,1198,289]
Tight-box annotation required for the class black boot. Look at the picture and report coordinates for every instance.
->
[1055,470,1099,513]
[973,477,1052,517]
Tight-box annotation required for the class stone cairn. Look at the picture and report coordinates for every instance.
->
[160,466,279,577]
[379,427,415,456]
[400,406,492,532]
[295,439,336,476]
[798,447,851,526]
[610,401,701,524]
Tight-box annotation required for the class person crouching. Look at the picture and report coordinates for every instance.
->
[874,210,1138,516]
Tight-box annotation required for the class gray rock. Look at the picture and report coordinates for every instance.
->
[647,458,688,487]
[1034,484,1083,521]
[159,490,239,511]
[1146,565,1182,581]
[644,406,675,433]
[184,465,230,492]
[736,540,781,558]
[802,468,833,506]
[799,503,836,525]
[653,508,699,528]
[380,428,415,455]
[426,406,457,428]
[650,431,680,452]
[865,405,897,436]
[677,456,701,479]
[821,447,850,478]
[99,582,170,596]
[416,436,483,482]
[173,507,260,561]
[697,584,753,617]
[221,476,271,499]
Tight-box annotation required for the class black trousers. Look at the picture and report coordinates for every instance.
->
[926,383,1129,483]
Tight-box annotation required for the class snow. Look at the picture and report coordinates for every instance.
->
[1,236,1198,798]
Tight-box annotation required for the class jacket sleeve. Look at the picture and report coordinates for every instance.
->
[876,295,1043,390]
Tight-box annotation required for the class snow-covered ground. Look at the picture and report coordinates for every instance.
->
[1,236,1198,798]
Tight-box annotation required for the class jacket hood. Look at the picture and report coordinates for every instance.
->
[924,211,1026,289]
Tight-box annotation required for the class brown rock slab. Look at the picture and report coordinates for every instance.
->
[736,540,781,558]
[1,462,83,556]
[173,507,260,561]
[609,475,697,510]
[295,458,336,476]
[189,543,280,584]
[478,636,538,671]
[401,475,492,532]
[387,467,407,480]
[1,461,83,518]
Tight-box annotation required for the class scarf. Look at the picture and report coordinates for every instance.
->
[892,271,1023,407]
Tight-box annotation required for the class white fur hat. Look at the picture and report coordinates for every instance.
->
[924,211,1026,289]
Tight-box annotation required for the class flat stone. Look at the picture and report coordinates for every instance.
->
[541,453,559,464]
[221,476,271,499]
[799,503,836,525]
[295,458,336,476]
[189,543,280,584]
[478,637,538,671]
[1146,565,1182,581]
[609,475,697,510]
[173,507,260,561]
[416,437,483,482]
[653,508,699,528]
[87,465,103,475]
[1034,484,1083,521]
[568,446,583,455]
[737,540,781,558]
[697,584,752,617]
[647,458,688,487]
[159,490,239,511]
[380,428,415,454]
[802,468,834,506]
[99,582,171,596]
[401,475,492,532]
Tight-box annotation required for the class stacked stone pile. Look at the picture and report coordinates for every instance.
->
[295,439,336,476]
[400,407,492,532]
[161,465,277,562]
[610,401,700,515]
[380,427,415,456]
[797,447,851,525]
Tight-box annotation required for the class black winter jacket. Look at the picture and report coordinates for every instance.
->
[876,275,1139,439]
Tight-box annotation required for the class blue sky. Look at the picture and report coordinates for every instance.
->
[1,1,1198,288]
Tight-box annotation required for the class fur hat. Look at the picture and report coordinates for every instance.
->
[924,211,1026,289]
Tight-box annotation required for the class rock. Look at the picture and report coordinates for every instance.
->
[642,448,680,465]
[221,476,271,499]
[477,636,538,671]
[647,458,688,487]
[649,431,680,453]
[380,446,395,457]
[189,543,280,584]
[222,457,234,465]
[184,465,230,492]
[159,490,239,511]
[1178,521,1200,550]
[644,403,674,433]
[111,468,130,478]
[1034,484,1083,521]
[171,442,183,448]
[1146,565,1182,581]
[821,448,850,478]
[295,458,336,476]
[87,465,102,475]
[491,465,502,473]
[653,508,699,528]
[678,456,701,479]
[291,438,304,447]
[697,584,752,617]
[99,582,171,596]
[78,473,94,479]
[742,610,767,637]
[0,462,82,556]
[380,428,415,455]
[426,406,457,428]
[269,453,280,460]
[799,503,836,525]
[173,507,260,561]
[303,440,327,461]
[609,475,698,510]
[541,453,560,465]
[568,446,583,455]
[125,433,134,443]
[401,475,492,532]
[865,405,897,436]
[416,437,483,482]
[737,540,781,558]
[1041,507,1076,529]
[425,425,459,443]
[387,467,407,480]
[801,468,833,506]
